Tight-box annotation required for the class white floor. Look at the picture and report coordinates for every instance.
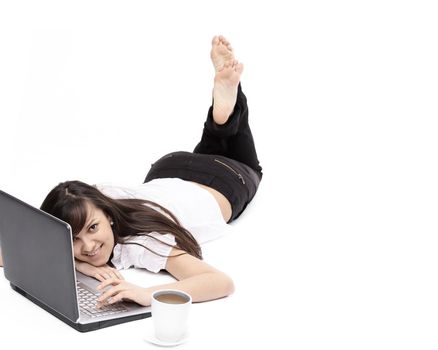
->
[1,1,437,349]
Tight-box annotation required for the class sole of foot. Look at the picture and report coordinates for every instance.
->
[212,60,244,125]
[210,35,234,73]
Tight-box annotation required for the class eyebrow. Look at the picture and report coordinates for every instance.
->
[85,217,98,229]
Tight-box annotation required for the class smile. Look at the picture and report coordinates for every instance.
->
[85,244,103,257]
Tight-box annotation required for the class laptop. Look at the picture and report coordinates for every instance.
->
[0,189,151,332]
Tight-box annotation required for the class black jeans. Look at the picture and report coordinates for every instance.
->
[144,84,262,222]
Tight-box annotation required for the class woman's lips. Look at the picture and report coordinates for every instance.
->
[85,244,103,259]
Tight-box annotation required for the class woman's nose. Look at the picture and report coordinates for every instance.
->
[81,236,94,252]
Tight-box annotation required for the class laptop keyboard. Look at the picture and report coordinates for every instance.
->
[76,282,128,318]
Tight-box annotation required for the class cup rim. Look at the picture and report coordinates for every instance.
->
[152,289,192,305]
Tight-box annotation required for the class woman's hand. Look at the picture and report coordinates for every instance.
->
[75,260,124,282]
[96,277,151,307]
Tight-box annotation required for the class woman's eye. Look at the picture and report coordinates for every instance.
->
[90,223,98,231]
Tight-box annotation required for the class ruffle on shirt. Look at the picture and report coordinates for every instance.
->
[111,232,176,273]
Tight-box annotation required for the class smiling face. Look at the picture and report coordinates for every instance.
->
[73,202,115,266]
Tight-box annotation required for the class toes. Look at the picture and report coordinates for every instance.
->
[236,63,244,74]
[219,35,229,45]
[228,60,244,74]
[212,36,220,45]
[219,35,233,50]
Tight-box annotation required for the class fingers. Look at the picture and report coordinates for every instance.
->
[96,281,127,308]
[95,281,149,308]
[96,290,126,308]
[94,267,124,282]
[94,274,107,282]
[96,276,122,290]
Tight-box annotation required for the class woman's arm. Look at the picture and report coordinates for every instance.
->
[96,248,234,307]
[0,248,3,267]
[161,248,235,302]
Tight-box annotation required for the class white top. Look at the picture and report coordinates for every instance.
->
[96,178,229,273]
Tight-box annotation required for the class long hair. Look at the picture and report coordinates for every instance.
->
[40,180,202,260]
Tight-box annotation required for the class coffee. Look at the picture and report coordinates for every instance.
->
[151,289,192,343]
[155,292,189,304]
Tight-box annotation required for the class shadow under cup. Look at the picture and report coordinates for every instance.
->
[151,290,192,343]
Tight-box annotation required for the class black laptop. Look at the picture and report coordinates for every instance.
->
[0,189,151,332]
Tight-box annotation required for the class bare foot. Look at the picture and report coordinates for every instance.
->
[210,35,234,72]
[213,60,244,125]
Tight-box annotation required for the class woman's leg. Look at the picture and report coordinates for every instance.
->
[193,70,263,179]
[145,37,262,222]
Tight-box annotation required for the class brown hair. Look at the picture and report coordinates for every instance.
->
[40,180,202,260]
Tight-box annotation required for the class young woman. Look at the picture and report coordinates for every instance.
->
[0,36,262,307]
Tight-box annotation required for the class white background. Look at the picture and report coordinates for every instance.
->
[1,0,437,349]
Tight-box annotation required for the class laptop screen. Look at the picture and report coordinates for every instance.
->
[0,190,80,322]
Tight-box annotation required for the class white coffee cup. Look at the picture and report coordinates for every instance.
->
[151,289,192,343]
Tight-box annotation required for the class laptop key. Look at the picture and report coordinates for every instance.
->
[76,282,128,318]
